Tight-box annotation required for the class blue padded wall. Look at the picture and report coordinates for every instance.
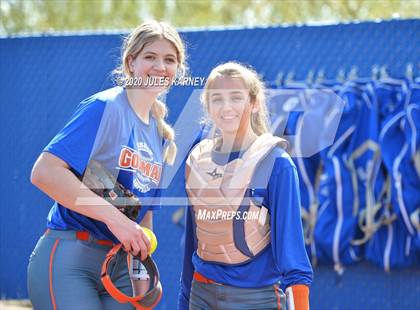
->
[1,19,419,308]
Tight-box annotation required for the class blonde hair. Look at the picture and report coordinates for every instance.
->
[201,62,270,136]
[114,21,186,165]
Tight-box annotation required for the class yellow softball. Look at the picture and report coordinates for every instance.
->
[142,227,158,255]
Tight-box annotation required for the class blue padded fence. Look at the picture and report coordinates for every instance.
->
[1,19,419,309]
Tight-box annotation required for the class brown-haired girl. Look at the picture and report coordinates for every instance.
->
[179,62,313,310]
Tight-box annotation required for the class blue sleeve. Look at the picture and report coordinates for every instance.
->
[44,99,107,175]
[268,162,313,289]
[177,206,196,310]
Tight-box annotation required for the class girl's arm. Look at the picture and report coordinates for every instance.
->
[268,160,313,310]
[31,151,151,260]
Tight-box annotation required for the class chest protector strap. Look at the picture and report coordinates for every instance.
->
[186,133,287,265]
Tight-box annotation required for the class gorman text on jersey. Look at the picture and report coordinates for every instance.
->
[118,147,162,183]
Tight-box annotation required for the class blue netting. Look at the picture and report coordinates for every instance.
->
[1,19,419,308]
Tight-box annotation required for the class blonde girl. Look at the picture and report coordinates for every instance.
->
[28,21,185,309]
[178,62,312,310]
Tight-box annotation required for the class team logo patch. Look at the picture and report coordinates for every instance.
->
[118,144,162,193]
[207,168,223,180]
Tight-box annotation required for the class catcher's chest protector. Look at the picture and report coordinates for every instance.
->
[186,133,287,265]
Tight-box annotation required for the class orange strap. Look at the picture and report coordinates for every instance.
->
[286,285,309,310]
[45,229,113,247]
[75,231,90,241]
[101,244,162,310]
[193,272,217,284]
[76,231,114,246]
[96,239,114,246]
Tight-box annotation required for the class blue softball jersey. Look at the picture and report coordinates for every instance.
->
[44,87,164,242]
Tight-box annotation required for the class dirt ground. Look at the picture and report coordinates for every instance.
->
[0,300,32,310]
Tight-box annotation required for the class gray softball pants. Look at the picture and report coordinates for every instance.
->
[28,229,133,310]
